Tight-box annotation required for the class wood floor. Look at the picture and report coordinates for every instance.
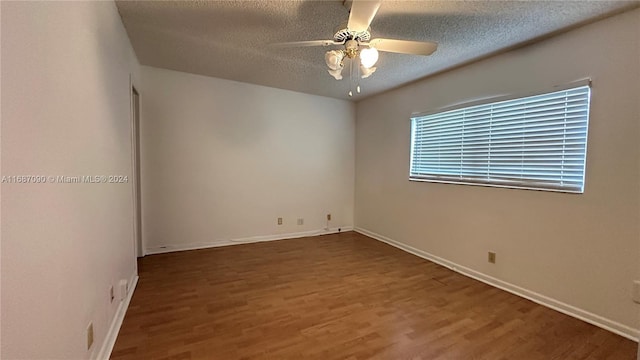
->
[111,232,637,360]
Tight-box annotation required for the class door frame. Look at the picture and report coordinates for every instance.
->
[130,77,143,258]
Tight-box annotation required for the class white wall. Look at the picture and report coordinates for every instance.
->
[140,66,354,253]
[355,9,640,338]
[1,1,140,359]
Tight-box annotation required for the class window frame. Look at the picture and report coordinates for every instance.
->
[408,79,592,194]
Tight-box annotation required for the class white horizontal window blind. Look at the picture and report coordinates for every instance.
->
[410,85,591,193]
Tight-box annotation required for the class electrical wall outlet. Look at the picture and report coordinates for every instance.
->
[87,323,94,350]
[488,252,496,264]
[633,280,640,304]
[110,286,114,303]
[277,217,282,225]
[327,214,332,221]
[297,218,304,225]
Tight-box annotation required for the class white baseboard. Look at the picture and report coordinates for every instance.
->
[354,227,640,342]
[96,274,139,360]
[145,226,354,255]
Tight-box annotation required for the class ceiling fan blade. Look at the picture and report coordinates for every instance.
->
[347,0,382,32]
[271,40,342,48]
[368,38,438,56]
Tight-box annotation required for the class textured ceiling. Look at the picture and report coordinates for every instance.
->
[116,0,638,101]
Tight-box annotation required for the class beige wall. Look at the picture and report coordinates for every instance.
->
[140,66,355,253]
[355,9,640,338]
[1,1,140,358]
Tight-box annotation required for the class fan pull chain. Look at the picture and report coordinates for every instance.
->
[348,57,355,97]
[356,56,361,94]
[348,56,362,97]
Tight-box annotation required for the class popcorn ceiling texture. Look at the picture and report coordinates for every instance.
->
[115,0,637,101]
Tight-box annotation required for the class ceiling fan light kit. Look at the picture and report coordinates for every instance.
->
[324,40,378,89]
[273,0,438,97]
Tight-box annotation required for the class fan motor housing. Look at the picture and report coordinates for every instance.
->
[333,21,370,43]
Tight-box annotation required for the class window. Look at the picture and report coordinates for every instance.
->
[410,83,591,193]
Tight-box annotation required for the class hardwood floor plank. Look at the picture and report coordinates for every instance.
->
[111,232,637,359]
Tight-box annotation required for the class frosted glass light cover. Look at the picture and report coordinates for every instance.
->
[328,68,343,80]
[325,50,345,71]
[360,47,379,68]
[360,66,376,78]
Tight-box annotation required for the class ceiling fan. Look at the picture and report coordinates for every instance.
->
[273,0,438,96]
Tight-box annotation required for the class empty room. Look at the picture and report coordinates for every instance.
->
[1,0,639,359]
